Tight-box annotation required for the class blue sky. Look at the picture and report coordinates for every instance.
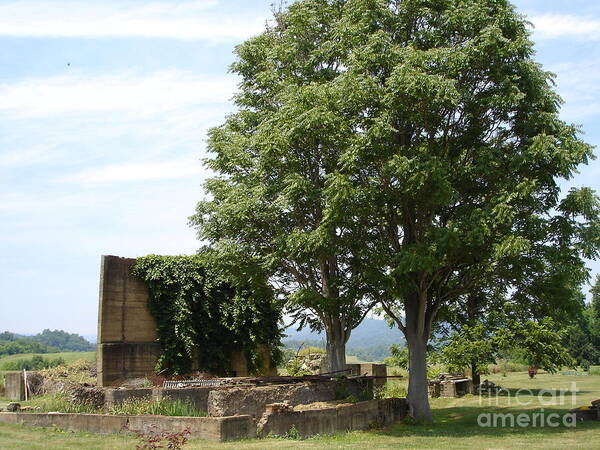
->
[1,0,599,336]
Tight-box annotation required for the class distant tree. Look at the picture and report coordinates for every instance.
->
[443,317,576,379]
[32,329,94,352]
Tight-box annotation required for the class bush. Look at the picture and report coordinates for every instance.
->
[374,381,408,399]
[489,360,529,374]
[589,366,600,376]
[109,398,207,417]
[0,356,65,371]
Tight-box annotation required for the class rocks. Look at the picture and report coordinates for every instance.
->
[6,402,21,412]
[70,385,106,409]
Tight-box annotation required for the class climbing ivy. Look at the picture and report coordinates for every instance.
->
[132,253,283,375]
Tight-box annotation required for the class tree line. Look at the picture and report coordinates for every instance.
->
[0,329,94,356]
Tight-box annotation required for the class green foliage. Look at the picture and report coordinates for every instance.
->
[0,339,57,357]
[0,355,66,371]
[443,317,575,375]
[109,398,207,417]
[133,254,283,375]
[374,382,408,400]
[191,0,599,419]
[384,345,409,369]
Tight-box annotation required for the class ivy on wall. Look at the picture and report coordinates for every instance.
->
[132,253,283,376]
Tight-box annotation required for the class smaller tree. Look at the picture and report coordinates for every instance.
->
[443,317,575,383]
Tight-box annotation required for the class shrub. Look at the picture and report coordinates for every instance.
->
[489,360,529,374]
[374,381,408,400]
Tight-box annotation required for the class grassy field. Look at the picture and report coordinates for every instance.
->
[0,351,95,365]
[1,371,599,449]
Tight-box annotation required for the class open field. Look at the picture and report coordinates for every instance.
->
[0,352,95,366]
[1,371,599,449]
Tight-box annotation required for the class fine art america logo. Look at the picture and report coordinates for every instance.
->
[477,382,580,428]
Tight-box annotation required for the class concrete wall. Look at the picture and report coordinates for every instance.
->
[346,364,388,388]
[257,398,408,438]
[208,379,373,419]
[97,256,161,387]
[3,372,24,401]
[96,255,276,386]
[0,412,255,442]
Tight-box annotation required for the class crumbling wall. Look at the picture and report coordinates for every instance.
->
[207,379,373,419]
[257,398,408,438]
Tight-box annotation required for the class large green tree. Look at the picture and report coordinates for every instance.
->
[191,0,597,420]
[190,1,379,373]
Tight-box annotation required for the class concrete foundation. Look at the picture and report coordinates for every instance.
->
[207,379,373,419]
[0,412,255,442]
[257,398,408,438]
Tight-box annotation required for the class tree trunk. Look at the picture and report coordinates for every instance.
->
[471,360,481,390]
[324,318,347,373]
[406,331,433,422]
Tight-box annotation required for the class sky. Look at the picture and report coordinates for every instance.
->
[0,0,599,336]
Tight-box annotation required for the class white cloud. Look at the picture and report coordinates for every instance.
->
[548,60,600,120]
[0,0,265,42]
[0,71,237,118]
[58,158,207,184]
[531,14,600,40]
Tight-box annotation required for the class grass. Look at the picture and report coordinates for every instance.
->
[0,352,95,365]
[1,371,599,449]
[25,393,99,414]
[108,398,207,417]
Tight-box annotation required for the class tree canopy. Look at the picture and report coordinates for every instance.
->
[191,0,598,420]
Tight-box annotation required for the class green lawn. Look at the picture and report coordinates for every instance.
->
[0,371,599,449]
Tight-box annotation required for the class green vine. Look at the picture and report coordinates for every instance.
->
[132,253,283,376]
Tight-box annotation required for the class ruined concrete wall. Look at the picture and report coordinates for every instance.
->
[257,398,408,438]
[346,364,388,388]
[97,254,276,385]
[3,372,25,401]
[208,379,373,419]
[97,256,161,387]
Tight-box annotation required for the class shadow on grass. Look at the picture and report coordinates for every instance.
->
[374,406,600,439]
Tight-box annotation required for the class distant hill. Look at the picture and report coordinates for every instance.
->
[282,318,405,362]
[0,329,95,356]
